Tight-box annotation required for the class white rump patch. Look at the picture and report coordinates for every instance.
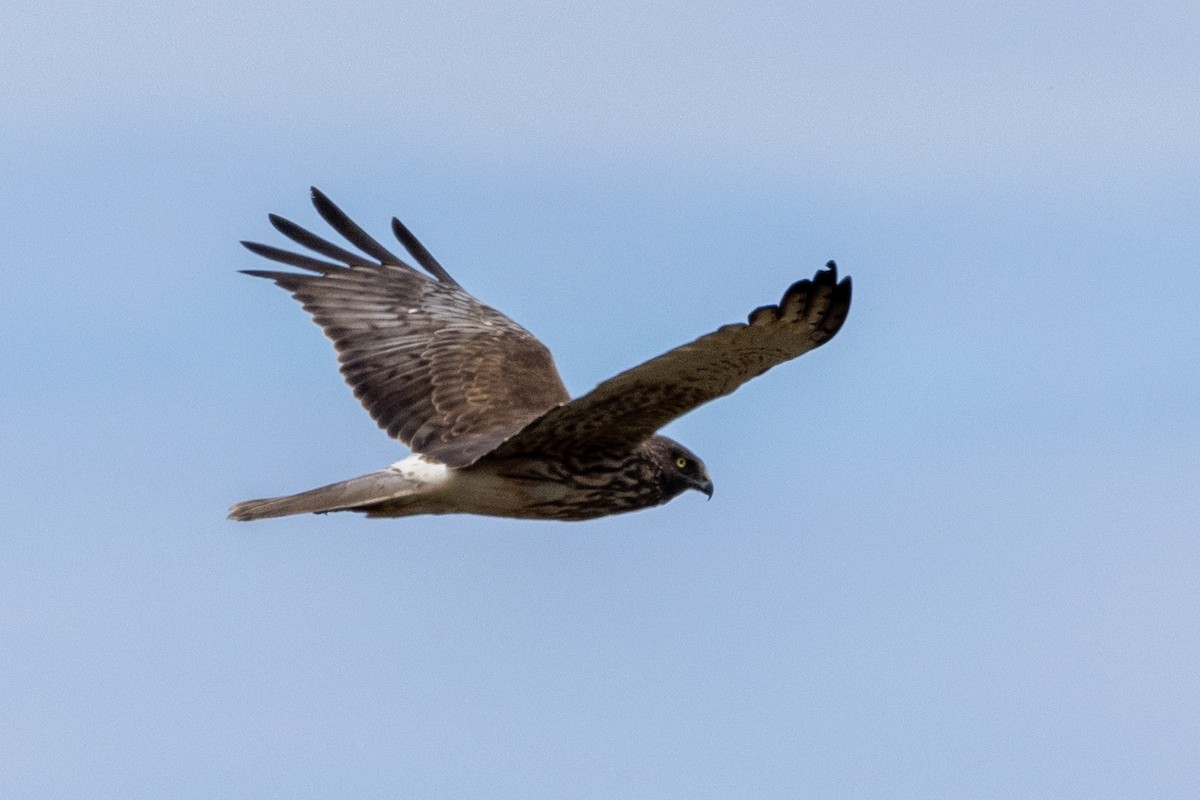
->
[388,454,451,485]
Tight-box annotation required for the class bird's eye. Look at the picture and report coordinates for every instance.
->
[676,457,689,469]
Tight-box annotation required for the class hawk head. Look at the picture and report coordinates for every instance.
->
[644,436,714,501]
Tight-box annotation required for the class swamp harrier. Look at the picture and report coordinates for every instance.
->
[229,189,851,521]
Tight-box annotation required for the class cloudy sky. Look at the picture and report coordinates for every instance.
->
[3,1,1197,797]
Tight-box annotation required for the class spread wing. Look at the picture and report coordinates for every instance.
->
[241,188,570,467]
[491,263,851,458]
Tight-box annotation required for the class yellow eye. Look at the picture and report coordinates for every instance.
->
[676,457,689,469]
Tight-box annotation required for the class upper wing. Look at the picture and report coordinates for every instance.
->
[241,188,570,467]
[491,263,851,458]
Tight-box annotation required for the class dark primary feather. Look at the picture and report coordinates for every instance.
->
[391,217,459,286]
[240,241,343,273]
[241,190,570,467]
[491,262,851,458]
[310,187,405,266]
[268,212,374,267]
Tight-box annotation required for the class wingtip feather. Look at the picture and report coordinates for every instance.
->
[308,188,405,266]
[241,240,343,273]
[390,216,460,285]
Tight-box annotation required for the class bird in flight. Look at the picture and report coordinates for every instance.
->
[229,189,851,522]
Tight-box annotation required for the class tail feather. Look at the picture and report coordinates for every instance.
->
[228,468,422,521]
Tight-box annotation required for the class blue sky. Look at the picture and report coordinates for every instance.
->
[2,1,1198,797]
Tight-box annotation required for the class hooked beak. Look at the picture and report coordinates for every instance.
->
[697,474,714,500]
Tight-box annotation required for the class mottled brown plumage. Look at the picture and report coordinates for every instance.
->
[228,189,850,522]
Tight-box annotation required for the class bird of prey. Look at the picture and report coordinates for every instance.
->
[229,189,851,522]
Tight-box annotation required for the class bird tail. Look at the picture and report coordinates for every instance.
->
[228,468,423,521]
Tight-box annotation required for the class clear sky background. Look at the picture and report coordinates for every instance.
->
[2,1,1198,797]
